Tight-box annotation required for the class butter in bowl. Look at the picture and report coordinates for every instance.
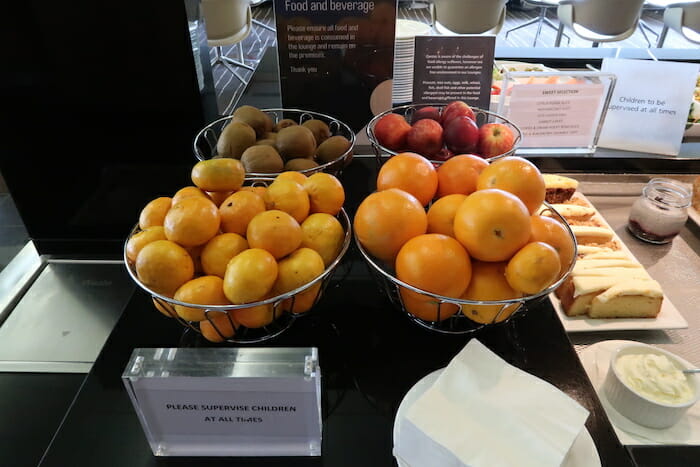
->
[603,343,700,429]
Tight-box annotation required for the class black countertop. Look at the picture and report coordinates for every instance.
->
[38,157,635,467]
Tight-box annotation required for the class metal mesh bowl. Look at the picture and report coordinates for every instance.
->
[193,108,355,177]
[124,181,352,344]
[366,104,522,165]
[354,202,576,335]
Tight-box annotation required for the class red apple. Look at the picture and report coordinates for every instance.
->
[432,147,454,162]
[440,101,476,127]
[411,106,441,124]
[443,116,480,155]
[373,113,412,151]
[406,119,444,157]
[477,123,515,159]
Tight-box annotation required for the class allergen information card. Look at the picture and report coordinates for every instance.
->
[412,35,495,110]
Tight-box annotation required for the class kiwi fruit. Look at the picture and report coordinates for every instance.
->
[284,158,319,171]
[316,135,352,164]
[274,118,297,132]
[240,145,284,173]
[232,105,273,137]
[302,119,331,145]
[216,121,256,159]
[275,125,317,161]
[254,138,277,147]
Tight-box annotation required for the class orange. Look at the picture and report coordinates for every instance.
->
[135,240,195,296]
[185,244,205,275]
[240,185,273,209]
[505,241,561,295]
[476,156,545,214]
[173,276,230,321]
[191,158,246,192]
[246,210,302,259]
[267,179,310,223]
[426,194,467,238]
[454,189,531,262]
[376,152,438,206]
[126,226,167,263]
[172,186,210,205]
[201,233,249,278]
[219,190,266,236]
[436,154,488,198]
[399,288,459,322]
[300,213,345,267]
[353,188,428,263]
[395,234,472,298]
[199,311,238,343]
[529,215,575,277]
[231,303,276,328]
[207,190,234,207]
[276,170,308,186]
[152,297,177,318]
[138,197,172,229]
[303,172,345,215]
[282,283,322,314]
[223,248,278,304]
[272,248,325,296]
[164,196,221,247]
[461,261,523,324]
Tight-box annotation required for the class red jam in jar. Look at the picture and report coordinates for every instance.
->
[627,178,691,244]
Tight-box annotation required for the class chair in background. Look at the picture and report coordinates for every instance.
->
[657,1,700,47]
[554,0,645,47]
[201,0,255,84]
[432,0,508,35]
[505,0,570,46]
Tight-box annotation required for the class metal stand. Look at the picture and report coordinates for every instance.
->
[506,6,570,46]
[212,44,255,84]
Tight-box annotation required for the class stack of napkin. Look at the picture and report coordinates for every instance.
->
[395,339,589,467]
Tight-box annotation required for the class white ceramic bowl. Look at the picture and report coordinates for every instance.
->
[602,343,700,429]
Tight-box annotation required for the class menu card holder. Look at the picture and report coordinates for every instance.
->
[122,347,322,457]
[496,70,616,155]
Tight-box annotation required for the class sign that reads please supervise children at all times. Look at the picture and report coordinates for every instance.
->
[122,347,322,457]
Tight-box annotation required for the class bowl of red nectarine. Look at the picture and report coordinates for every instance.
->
[366,101,522,164]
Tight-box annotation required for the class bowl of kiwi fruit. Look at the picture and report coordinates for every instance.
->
[193,106,355,177]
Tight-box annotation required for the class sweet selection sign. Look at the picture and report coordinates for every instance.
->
[273,0,398,132]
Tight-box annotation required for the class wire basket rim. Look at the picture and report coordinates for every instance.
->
[124,207,352,313]
[354,200,577,309]
[192,108,356,176]
[365,103,523,163]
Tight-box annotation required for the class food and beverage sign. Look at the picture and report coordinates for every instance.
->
[123,347,322,456]
[273,0,397,133]
[597,58,699,155]
[412,36,495,110]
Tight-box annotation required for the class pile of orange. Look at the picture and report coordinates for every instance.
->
[126,158,347,342]
[354,153,574,324]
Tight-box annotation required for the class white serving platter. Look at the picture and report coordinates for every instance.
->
[550,193,688,333]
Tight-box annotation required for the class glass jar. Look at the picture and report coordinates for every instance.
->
[627,178,691,244]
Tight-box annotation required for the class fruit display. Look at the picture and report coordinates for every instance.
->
[193,106,355,177]
[366,102,521,163]
[353,153,576,334]
[124,158,351,343]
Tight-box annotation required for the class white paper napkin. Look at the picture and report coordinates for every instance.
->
[582,340,700,445]
[396,339,589,467]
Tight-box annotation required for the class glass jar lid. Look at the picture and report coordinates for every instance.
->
[642,178,691,209]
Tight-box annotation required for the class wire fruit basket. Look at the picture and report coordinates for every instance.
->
[366,104,522,165]
[124,189,352,344]
[193,108,355,177]
[354,203,576,335]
